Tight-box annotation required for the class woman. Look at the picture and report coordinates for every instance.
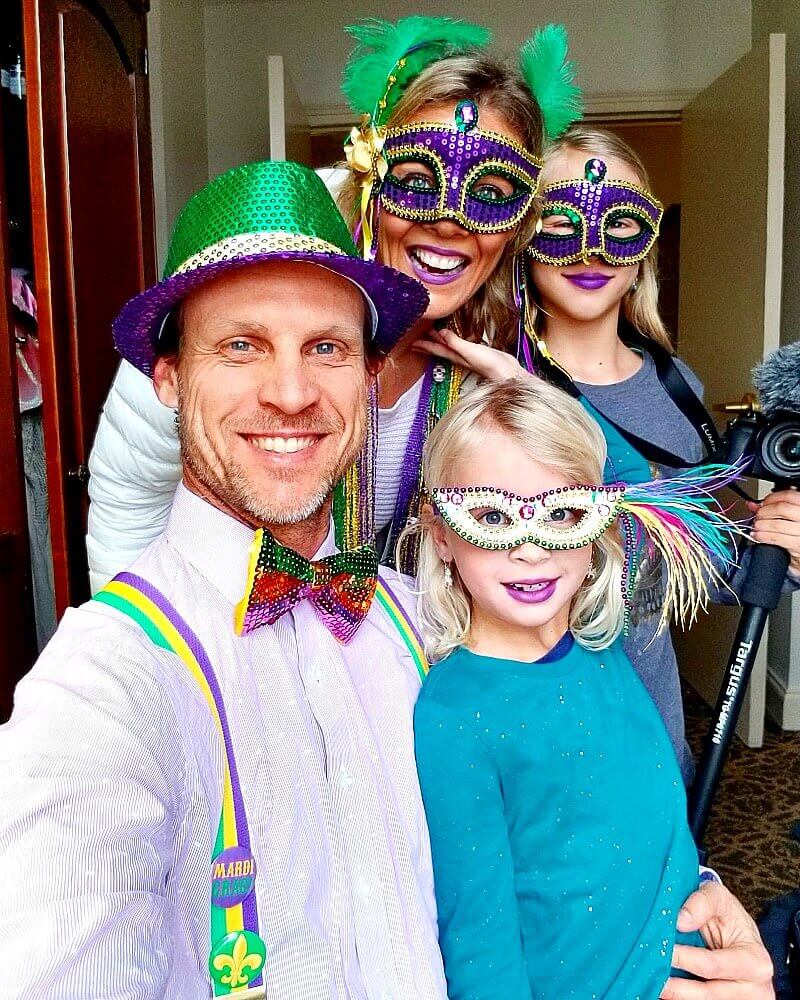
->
[86,17,581,586]
[429,125,800,782]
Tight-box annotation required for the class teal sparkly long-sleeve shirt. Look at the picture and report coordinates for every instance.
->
[414,633,703,1000]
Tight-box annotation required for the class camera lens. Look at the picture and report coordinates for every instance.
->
[761,420,800,480]
[780,434,800,464]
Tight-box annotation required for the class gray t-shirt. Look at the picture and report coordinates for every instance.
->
[576,353,706,782]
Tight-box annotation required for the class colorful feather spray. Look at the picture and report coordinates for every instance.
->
[617,463,749,635]
[519,23,583,141]
[342,17,491,126]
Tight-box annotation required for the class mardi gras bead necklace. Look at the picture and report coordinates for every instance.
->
[333,357,462,570]
[386,357,464,573]
[332,381,379,552]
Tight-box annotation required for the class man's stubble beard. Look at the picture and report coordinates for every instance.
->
[176,391,367,527]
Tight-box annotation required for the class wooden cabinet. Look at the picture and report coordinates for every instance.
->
[0,0,155,717]
[0,136,37,721]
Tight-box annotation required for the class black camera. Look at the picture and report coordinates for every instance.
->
[724,406,800,487]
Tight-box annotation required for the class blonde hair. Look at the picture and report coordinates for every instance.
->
[533,125,673,352]
[338,52,544,350]
[403,378,626,661]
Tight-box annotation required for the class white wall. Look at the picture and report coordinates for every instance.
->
[203,0,752,173]
[203,2,270,177]
[753,1,800,339]
[149,0,210,268]
[752,1,800,728]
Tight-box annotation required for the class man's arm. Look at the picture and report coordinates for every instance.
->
[0,620,186,998]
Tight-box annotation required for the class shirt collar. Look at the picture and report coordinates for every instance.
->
[164,482,338,605]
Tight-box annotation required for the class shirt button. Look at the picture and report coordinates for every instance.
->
[338,766,354,790]
[310,665,322,683]
[356,877,372,897]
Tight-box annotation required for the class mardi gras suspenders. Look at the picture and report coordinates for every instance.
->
[93,570,428,996]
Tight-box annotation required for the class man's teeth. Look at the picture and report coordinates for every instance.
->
[411,248,466,272]
[249,436,316,454]
[508,581,550,592]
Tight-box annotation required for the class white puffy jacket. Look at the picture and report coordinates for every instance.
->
[87,360,181,592]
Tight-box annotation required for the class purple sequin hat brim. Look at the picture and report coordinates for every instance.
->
[113,251,430,377]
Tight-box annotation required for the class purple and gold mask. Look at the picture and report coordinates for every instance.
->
[379,100,542,235]
[528,158,663,266]
[431,484,624,551]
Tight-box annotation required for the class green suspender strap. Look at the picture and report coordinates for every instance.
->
[94,572,267,996]
[375,575,429,682]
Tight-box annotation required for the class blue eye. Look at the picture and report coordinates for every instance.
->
[473,183,503,202]
[470,174,519,204]
[476,508,510,527]
[314,342,336,356]
[605,210,649,241]
[229,339,252,352]
[405,173,436,191]
[546,507,581,527]
[388,162,439,192]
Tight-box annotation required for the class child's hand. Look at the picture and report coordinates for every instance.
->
[660,881,774,998]
[748,488,800,577]
[413,327,527,382]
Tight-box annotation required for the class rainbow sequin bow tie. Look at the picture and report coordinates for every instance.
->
[235,530,378,643]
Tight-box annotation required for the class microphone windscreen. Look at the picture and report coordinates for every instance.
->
[752,341,800,418]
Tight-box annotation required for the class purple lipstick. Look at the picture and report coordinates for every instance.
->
[564,271,612,290]
[407,244,470,286]
[503,578,558,604]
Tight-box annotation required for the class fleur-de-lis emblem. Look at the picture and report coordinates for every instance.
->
[210,930,266,989]
[344,114,388,187]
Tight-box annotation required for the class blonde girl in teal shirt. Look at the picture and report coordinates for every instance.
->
[408,378,744,999]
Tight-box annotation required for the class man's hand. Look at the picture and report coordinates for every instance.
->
[660,881,774,998]
[748,489,800,577]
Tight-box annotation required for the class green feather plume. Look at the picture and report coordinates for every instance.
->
[343,16,491,125]
[519,24,582,141]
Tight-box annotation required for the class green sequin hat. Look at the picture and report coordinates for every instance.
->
[113,160,429,376]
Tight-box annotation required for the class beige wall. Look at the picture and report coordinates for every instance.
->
[151,0,753,230]
[753,2,800,339]
[751,3,800,725]
[149,0,210,268]
[202,0,751,175]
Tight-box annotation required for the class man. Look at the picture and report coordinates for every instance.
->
[0,161,442,999]
[0,161,773,1000]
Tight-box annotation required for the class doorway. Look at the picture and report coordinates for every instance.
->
[0,0,156,719]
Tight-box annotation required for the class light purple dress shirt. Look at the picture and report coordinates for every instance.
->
[0,485,447,1000]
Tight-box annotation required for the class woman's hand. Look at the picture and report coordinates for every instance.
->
[660,881,774,998]
[413,326,527,382]
[748,488,800,576]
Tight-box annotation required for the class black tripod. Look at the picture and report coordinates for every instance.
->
[688,542,790,846]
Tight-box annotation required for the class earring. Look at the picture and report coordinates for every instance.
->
[534,217,543,234]
[585,563,596,581]
[630,278,639,293]
[443,563,453,589]
[174,409,180,430]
